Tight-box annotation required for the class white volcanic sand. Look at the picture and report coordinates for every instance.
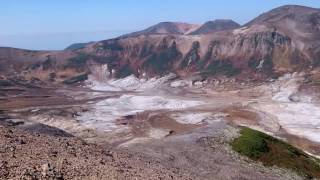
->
[254,73,320,143]
[77,94,206,132]
[170,80,191,88]
[272,78,300,102]
[271,73,306,103]
[87,74,176,92]
[84,72,320,145]
[86,80,122,91]
[255,102,320,143]
[172,112,214,124]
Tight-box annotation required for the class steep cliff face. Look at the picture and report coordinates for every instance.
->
[209,31,296,73]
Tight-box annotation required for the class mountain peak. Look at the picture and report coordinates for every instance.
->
[189,19,240,35]
[245,4,320,27]
[120,21,199,38]
[274,4,318,11]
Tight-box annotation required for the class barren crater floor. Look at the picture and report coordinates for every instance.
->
[1,73,320,179]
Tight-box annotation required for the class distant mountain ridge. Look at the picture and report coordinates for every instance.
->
[119,19,240,38]
[245,5,320,26]
[120,22,200,38]
[1,5,320,84]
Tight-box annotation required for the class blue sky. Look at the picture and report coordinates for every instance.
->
[1,0,320,50]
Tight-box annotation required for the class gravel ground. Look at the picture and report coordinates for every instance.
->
[0,125,193,180]
[129,122,302,180]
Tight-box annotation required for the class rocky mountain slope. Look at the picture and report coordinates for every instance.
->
[0,5,320,85]
[244,5,320,67]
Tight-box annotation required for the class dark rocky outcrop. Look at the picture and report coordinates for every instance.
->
[142,39,182,75]
[180,41,201,69]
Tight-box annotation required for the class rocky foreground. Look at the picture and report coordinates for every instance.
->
[0,122,306,180]
[0,125,191,180]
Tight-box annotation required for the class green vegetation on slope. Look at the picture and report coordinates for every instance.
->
[231,127,320,179]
